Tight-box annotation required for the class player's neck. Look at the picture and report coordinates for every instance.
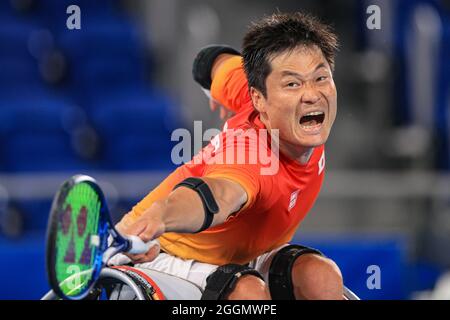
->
[266,130,314,165]
[279,139,314,165]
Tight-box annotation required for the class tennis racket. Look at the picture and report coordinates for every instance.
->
[45,174,159,300]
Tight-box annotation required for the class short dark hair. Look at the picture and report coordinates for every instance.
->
[242,12,339,97]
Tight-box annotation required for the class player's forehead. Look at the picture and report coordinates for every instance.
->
[267,45,329,77]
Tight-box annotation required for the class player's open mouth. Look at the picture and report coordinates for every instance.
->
[299,111,325,131]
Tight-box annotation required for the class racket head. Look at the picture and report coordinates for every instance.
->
[46,175,112,300]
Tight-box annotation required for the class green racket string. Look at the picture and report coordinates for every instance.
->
[54,182,101,296]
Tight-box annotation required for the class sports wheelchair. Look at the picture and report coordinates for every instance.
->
[42,265,360,300]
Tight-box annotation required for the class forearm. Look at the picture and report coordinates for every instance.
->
[118,177,248,237]
[162,177,246,233]
[161,187,206,233]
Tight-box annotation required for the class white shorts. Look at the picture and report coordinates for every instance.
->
[135,243,289,291]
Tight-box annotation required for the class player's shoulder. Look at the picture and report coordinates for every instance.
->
[214,55,244,79]
[219,120,269,150]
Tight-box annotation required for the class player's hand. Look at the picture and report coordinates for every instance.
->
[116,205,166,264]
[209,98,234,120]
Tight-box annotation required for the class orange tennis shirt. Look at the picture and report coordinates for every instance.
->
[126,56,326,265]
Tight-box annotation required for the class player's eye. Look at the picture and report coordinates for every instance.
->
[317,76,328,82]
[287,82,300,87]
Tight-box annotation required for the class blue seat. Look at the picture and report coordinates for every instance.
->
[57,15,144,63]
[0,1,11,11]
[0,137,5,170]
[0,58,41,89]
[0,90,75,135]
[71,56,146,101]
[0,15,39,61]
[90,87,179,135]
[0,94,75,134]
[435,19,450,169]
[0,94,93,172]
[57,15,149,102]
[0,233,48,299]
[89,88,180,170]
[13,199,52,232]
[38,0,117,16]
[3,133,88,172]
[296,235,408,299]
[0,1,22,21]
[31,0,118,29]
[103,135,176,170]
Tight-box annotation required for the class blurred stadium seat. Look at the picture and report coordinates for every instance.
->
[436,16,450,169]
[0,15,38,61]
[90,87,178,170]
[13,200,52,232]
[297,235,408,299]
[72,56,145,99]
[0,0,176,173]
[0,58,41,90]
[0,93,87,171]
[4,134,86,172]
[0,233,48,299]
[0,0,180,241]
[0,0,180,246]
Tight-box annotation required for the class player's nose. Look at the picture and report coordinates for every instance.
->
[301,84,321,105]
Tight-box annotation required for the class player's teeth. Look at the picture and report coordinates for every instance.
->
[305,111,324,116]
[301,122,319,128]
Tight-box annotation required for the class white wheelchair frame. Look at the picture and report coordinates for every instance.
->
[41,267,360,300]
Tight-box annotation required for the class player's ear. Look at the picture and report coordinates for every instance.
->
[250,87,266,113]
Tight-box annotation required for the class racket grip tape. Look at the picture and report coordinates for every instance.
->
[125,235,160,255]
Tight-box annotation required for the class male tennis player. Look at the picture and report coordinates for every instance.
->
[116,12,342,300]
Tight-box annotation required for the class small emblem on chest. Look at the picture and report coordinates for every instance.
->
[288,189,300,211]
[318,151,325,175]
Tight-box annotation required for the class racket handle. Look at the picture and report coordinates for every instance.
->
[126,235,160,255]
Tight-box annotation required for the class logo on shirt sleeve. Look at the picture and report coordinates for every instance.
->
[288,189,300,211]
[318,151,325,175]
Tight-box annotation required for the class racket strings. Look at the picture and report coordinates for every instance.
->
[64,183,101,260]
[54,182,102,296]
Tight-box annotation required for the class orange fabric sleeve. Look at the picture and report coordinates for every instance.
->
[202,132,263,214]
[204,169,259,214]
[210,56,251,114]
[121,167,186,225]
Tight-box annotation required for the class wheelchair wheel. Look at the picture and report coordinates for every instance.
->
[42,267,360,300]
[41,266,203,300]
[40,268,149,300]
[343,286,360,300]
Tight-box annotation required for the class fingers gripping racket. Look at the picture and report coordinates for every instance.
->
[45,174,159,300]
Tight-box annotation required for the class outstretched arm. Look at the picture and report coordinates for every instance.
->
[116,177,247,263]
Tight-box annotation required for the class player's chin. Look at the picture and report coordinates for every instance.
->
[296,127,330,147]
[298,136,327,148]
